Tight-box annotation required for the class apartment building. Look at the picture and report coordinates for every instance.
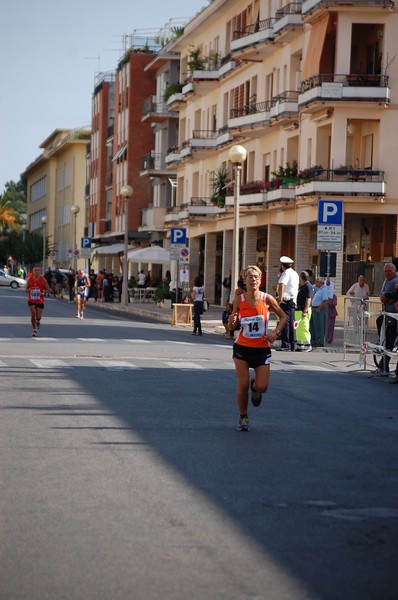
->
[89,45,157,275]
[23,128,90,270]
[160,0,397,304]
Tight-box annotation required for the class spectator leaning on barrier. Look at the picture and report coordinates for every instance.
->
[370,263,398,378]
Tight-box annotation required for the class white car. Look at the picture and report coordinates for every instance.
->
[0,269,27,289]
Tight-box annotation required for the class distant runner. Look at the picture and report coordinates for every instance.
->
[26,265,51,337]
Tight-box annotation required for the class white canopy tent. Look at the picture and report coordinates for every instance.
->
[127,245,170,264]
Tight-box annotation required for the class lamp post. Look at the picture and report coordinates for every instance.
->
[71,205,80,271]
[228,144,247,302]
[21,223,27,272]
[40,216,47,272]
[120,184,133,307]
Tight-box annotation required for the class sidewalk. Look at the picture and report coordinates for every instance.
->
[84,298,345,351]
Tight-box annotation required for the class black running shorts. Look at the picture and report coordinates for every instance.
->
[233,342,271,368]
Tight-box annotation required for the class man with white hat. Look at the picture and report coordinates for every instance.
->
[277,256,299,351]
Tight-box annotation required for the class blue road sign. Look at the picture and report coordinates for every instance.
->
[81,237,92,249]
[170,228,187,245]
[318,200,343,225]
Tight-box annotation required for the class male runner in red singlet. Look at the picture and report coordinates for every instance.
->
[26,265,51,337]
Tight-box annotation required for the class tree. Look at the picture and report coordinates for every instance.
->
[0,179,27,227]
[0,197,17,233]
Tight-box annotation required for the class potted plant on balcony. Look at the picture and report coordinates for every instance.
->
[211,166,229,207]
[272,161,298,185]
[187,47,205,74]
[163,82,183,103]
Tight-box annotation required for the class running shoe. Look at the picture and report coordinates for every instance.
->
[237,416,250,432]
[31,329,37,337]
[251,378,262,407]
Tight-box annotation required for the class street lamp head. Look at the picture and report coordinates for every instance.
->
[21,223,27,231]
[228,144,247,165]
[121,184,133,197]
[41,216,47,225]
[71,205,80,215]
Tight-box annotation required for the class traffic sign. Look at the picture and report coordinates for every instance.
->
[179,247,190,264]
[81,237,92,249]
[49,251,57,259]
[170,228,187,245]
[73,249,80,258]
[317,199,343,250]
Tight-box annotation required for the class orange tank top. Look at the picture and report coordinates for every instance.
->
[236,292,270,348]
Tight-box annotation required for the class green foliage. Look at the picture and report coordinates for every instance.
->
[163,82,183,102]
[211,166,229,205]
[0,229,51,269]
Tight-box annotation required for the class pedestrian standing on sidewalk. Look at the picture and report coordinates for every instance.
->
[75,269,90,319]
[294,271,313,352]
[26,265,51,336]
[310,277,330,347]
[229,265,287,432]
[191,276,205,336]
[277,256,299,351]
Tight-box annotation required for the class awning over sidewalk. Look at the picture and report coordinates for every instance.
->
[91,243,135,257]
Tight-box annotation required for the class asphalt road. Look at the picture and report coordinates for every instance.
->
[1,288,397,600]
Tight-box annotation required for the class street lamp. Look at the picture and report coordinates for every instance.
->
[228,144,247,302]
[71,205,80,271]
[120,184,133,307]
[21,223,27,271]
[41,216,47,272]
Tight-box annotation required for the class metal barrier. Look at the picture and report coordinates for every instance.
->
[344,297,397,371]
[343,297,380,363]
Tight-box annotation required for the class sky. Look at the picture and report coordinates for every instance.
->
[0,0,206,193]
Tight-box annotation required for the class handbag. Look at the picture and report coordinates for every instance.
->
[203,299,209,312]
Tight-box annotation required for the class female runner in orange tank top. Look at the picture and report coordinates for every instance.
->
[228,265,287,431]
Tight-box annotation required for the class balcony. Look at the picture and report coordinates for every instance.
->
[299,73,390,110]
[270,90,299,124]
[228,100,271,134]
[181,131,218,160]
[218,54,236,79]
[140,152,172,177]
[141,96,178,122]
[165,146,181,166]
[166,92,185,111]
[231,18,275,60]
[302,0,393,17]
[273,3,303,41]
[295,168,386,197]
[164,198,221,224]
[140,206,167,231]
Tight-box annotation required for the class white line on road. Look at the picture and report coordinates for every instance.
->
[164,362,205,370]
[29,359,72,369]
[96,360,141,370]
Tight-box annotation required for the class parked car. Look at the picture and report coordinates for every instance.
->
[0,269,27,289]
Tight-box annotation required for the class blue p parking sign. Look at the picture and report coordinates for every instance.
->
[317,200,343,250]
[170,228,187,245]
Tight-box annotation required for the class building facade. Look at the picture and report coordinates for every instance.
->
[158,0,398,303]
[23,128,90,270]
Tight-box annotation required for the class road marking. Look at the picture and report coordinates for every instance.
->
[96,360,141,370]
[29,359,71,369]
[0,360,7,367]
[164,362,205,370]
[123,339,151,343]
[31,337,57,341]
[0,338,12,342]
[77,338,105,342]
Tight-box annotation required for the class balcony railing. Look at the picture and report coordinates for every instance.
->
[302,0,393,16]
[140,152,166,171]
[230,100,272,119]
[299,73,390,107]
[233,18,275,40]
[301,73,389,93]
[275,2,302,19]
[296,168,386,197]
